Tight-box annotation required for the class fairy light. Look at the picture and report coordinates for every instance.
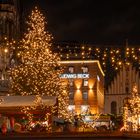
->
[54,44,139,84]
[121,84,140,131]
[80,113,100,130]
[10,7,70,130]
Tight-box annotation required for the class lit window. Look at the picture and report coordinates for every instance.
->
[69,79,74,86]
[69,92,74,99]
[83,79,88,86]
[68,66,74,73]
[68,105,75,112]
[83,91,88,100]
[81,105,89,114]
[81,66,88,73]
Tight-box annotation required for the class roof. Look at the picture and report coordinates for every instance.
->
[0,95,56,107]
[60,60,105,76]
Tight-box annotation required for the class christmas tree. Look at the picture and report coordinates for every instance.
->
[10,7,69,129]
[122,83,140,131]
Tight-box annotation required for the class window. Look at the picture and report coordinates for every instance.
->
[111,101,117,115]
[81,105,89,114]
[83,79,88,86]
[69,92,74,100]
[68,105,75,112]
[125,87,129,93]
[125,82,129,86]
[68,66,74,73]
[83,91,88,100]
[69,79,74,86]
[81,66,88,73]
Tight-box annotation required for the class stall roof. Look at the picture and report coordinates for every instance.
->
[0,95,56,107]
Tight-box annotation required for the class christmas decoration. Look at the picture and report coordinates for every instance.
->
[54,43,140,73]
[121,84,140,131]
[10,7,69,130]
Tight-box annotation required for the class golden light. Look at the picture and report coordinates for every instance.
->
[10,7,70,130]
[126,48,129,51]
[112,59,115,63]
[126,62,130,65]
[135,57,138,60]
[82,46,85,49]
[88,47,91,51]
[118,61,122,65]
[81,52,85,55]
[4,48,8,53]
[121,84,140,132]
[75,81,82,90]
[96,48,99,51]
[88,81,94,89]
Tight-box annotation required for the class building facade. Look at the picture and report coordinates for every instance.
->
[0,1,139,119]
[105,64,140,115]
[60,60,104,114]
[0,0,20,94]
[0,0,19,40]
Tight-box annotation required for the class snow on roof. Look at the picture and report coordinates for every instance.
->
[0,95,56,107]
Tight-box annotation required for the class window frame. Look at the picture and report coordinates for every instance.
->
[83,79,88,87]
[69,91,74,100]
[81,66,88,73]
[68,66,74,73]
[82,91,88,100]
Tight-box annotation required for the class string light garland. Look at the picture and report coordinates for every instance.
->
[121,84,140,131]
[53,43,139,69]
[10,7,69,131]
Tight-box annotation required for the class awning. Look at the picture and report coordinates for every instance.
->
[0,95,56,107]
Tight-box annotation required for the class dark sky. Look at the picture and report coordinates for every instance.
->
[22,0,140,45]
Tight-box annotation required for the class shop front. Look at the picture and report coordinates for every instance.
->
[0,95,57,133]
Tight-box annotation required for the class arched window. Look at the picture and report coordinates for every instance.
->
[111,101,117,115]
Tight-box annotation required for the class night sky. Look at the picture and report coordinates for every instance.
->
[22,0,140,45]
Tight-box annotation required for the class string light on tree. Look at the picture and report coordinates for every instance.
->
[10,7,69,131]
[121,84,140,131]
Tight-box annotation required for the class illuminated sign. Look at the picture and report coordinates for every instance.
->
[60,74,89,79]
